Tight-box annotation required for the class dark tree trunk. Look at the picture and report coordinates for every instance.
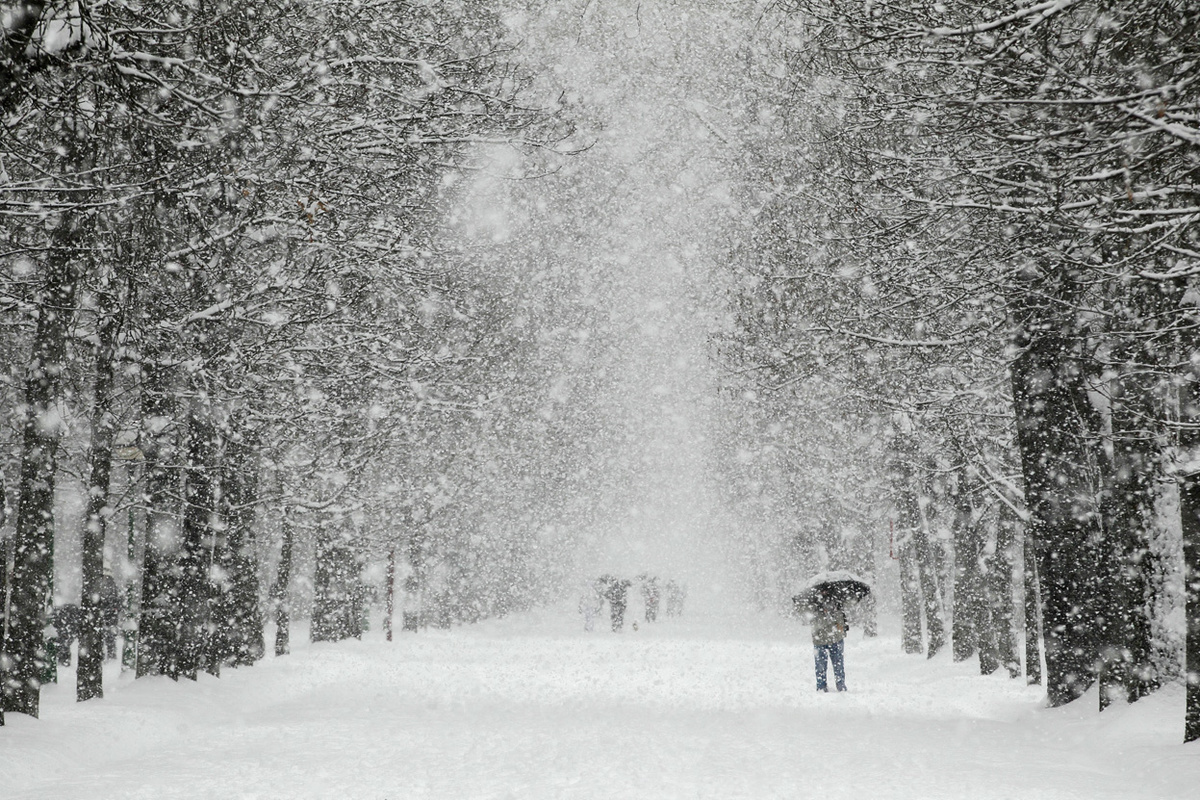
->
[953,473,1000,675]
[1023,526,1043,686]
[1179,369,1200,743]
[913,524,946,658]
[272,507,294,657]
[951,475,980,663]
[119,479,141,672]
[0,531,8,727]
[1184,473,1200,743]
[976,582,1000,676]
[898,546,923,653]
[0,1,51,113]
[1,234,78,718]
[891,445,942,656]
[1010,284,1103,706]
[177,407,218,680]
[212,424,264,668]
[136,356,181,679]
[992,503,1022,678]
[312,525,362,643]
[77,287,122,701]
[404,528,429,633]
[385,548,396,642]
[1097,363,1159,710]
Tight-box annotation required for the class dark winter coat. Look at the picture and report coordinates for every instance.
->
[807,606,847,646]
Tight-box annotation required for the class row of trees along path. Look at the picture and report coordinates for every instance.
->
[0,0,566,723]
[715,0,1200,743]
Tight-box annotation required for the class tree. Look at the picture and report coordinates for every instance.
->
[1,216,81,717]
[2,0,560,716]
[772,0,1199,715]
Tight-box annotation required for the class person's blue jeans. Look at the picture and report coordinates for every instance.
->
[814,640,846,691]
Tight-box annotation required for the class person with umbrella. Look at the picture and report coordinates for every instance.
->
[806,587,848,692]
[794,572,871,693]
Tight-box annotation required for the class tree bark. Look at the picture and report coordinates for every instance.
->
[77,286,121,701]
[1179,366,1200,743]
[913,520,947,658]
[312,524,362,643]
[0,531,8,727]
[385,548,396,642]
[898,543,924,654]
[0,231,78,718]
[272,506,294,657]
[0,1,50,113]
[220,426,264,667]
[177,406,218,680]
[992,502,1022,678]
[1097,360,1158,710]
[1023,525,1043,686]
[1183,473,1200,743]
[1011,322,1102,705]
[136,355,181,679]
[951,474,980,663]
[891,442,938,655]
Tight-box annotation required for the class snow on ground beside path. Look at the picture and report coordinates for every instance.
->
[2,607,1197,800]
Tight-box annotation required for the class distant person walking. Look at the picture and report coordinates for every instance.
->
[579,583,603,632]
[806,588,848,692]
[641,575,660,622]
[600,575,630,632]
[664,580,686,617]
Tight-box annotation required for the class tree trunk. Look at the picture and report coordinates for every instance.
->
[976,583,1000,675]
[1179,367,1200,743]
[385,548,396,642]
[892,448,937,655]
[913,522,946,658]
[120,472,142,673]
[992,503,1022,678]
[272,507,295,657]
[212,424,264,668]
[177,406,218,681]
[312,525,361,643]
[77,287,122,701]
[1023,526,1043,686]
[954,472,1000,675]
[0,233,78,718]
[1097,362,1159,710]
[1011,306,1103,706]
[898,543,924,654]
[1,531,8,727]
[1183,472,1200,743]
[136,356,181,679]
[951,475,979,663]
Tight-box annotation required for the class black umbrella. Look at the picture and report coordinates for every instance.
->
[792,570,872,612]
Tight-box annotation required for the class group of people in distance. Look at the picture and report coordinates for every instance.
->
[579,573,686,632]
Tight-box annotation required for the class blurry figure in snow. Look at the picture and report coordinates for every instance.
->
[803,587,848,692]
[98,573,122,659]
[664,580,686,617]
[598,574,631,632]
[640,574,660,622]
[578,582,604,632]
[401,576,423,631]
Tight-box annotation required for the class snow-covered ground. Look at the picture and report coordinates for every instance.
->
[3,608,1197,799]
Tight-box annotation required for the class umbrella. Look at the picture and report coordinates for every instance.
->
[792,570,872,613]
